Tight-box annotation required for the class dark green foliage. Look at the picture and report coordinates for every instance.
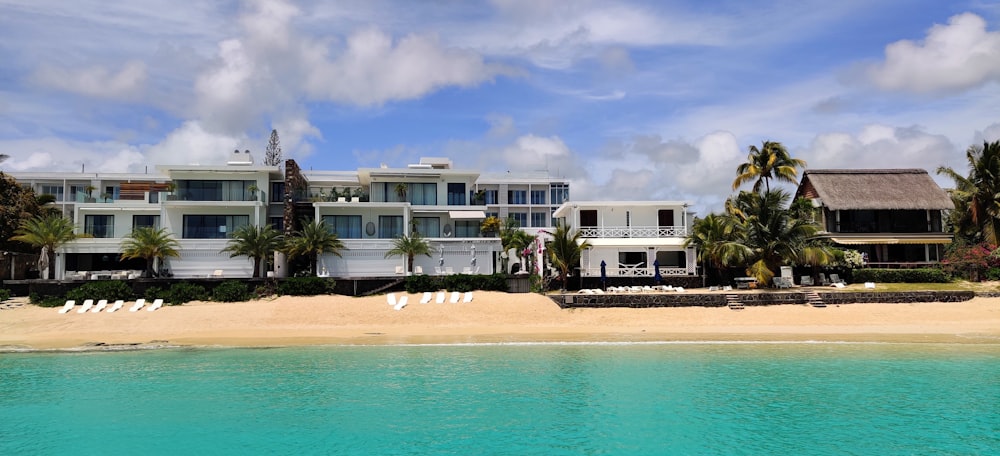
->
[987,267,1000,281]
[65,280,134,303]
[851,268,950,283]
[254,280,278,298]
[0,289,10,302]
[164,282,208,305]
[404,274,440,293]
[29,292,64,307]
[404,274,509,293]
[278,277,334,296]
[212,280,253,302]
[144,286,164,302]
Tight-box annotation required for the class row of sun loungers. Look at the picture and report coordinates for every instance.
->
[58,298,164,314]
[581,286,685,294]
[387,291,474,310]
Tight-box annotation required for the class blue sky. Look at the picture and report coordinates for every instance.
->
[2,0,1000,214]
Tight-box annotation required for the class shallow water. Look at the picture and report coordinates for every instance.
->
[1,343,997,455]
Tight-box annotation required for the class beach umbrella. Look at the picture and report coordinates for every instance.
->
[439,248,445,267]
[37,246,49,278]
[470,245,476,267]
[600,260,607,289]
[653,259,662,285]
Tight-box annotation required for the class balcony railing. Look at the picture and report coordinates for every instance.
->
[580,266,689,277]
[579,225,687,238]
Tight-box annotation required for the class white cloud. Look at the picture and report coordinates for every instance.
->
[32,60,147,100]
[865,13,1000,94]
[802,124,956,173]
[500,134,573,172]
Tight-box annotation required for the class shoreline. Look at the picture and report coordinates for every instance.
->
[1,292,998,351]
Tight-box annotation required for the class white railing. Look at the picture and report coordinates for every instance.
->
[581,266,689,277]
[579,225,687,238]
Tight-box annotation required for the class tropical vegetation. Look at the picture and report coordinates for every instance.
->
[10,214,78,279]
[283,219,344,276]
[119,227,181,278]
[545,223,591,290]
[732,141,807,193]
[384,232,435,273]
[221,224,283,278]
[937,140,1000,246]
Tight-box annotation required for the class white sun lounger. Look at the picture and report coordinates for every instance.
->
[419,292,432,304]
[108,300,125,313]
[91,299,108,313]
[463,292,473,303]
[393,295,408,311]
[147,299,164,311]
[387,293,397,306]
[77,299,94,313]
[450,292,460,303]
[58,300,76,314]
[129,298,146,312]
[436,292,446,303]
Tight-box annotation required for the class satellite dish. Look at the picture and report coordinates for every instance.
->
[443,224,453,237]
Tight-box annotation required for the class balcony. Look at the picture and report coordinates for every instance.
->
[579,225,687,238]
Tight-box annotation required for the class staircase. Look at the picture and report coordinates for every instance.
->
[725,294,744,310]
[805,290,826,308]
[363,278,406,296]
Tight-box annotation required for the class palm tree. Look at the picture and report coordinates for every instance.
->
[545,223,591,290]
[684,213,741,285]
[284,219,344,275]
[119,227,180,278]
[10,214,77,279]
[498,216,521,272]
[384,232,434,273]
[221,224,283,278]
[732,141,807,192]
[508,229,537,272]
[937,140,1000,245]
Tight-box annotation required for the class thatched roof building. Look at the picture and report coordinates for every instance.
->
[795,169,954,211]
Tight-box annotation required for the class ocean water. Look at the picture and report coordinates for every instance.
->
[1,343,997,455]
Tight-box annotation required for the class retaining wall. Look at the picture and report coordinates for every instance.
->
[553,290,976,308]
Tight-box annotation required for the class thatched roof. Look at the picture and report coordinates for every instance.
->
[795,169,954,211]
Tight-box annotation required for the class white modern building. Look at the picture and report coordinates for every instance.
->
[553,201,698,279]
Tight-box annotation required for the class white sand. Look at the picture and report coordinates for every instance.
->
[1,292,998,350]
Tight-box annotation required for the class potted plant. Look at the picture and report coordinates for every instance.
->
[100,192,112,203]
[83,185,97,203]
[247,183,259,201]
[480,216,501,237]
[164,182,178,201]
[394,182,408,202]
[473,189,486,205]
[352,187,368,202]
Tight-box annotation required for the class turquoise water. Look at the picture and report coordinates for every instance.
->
[1,343,998,455]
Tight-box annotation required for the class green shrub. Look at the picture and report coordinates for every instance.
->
[29,292,65,308]
[986,267,1000,281]
[254,280,278,298]
[278,277,334,296]
[144,286,165,302]
[65,280,134,303]
[212,280,253,302]
[164,282,208,305]
[851,268,950,283]
[404,274,442,293]
[0,289,10,302]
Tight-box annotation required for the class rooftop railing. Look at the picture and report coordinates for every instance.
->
[579,225,687,238]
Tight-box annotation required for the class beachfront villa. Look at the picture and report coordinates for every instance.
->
[793,169,954,266]
[7,154,570,279]
[553,201,698,279]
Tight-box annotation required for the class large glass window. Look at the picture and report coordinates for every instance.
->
[85,215,114,238]
[269,217,284,232]
[447,183,466,205]
[530,190,546,205]
[378,216,404,239]
[550,183,569,205]
[133,215,159,230]
[618,251,647,267]
[271,182,284,203]
[531,212,547,227]
[103,185,120,201]
[410,183,437,205]
[413,217,441,237]
[69,185,87,202]
[175,180,255,201]
[182,215,249,239]
[455,221,480,238]
[40,185,64,202]
[483,190,498,204]
[508,190,527,205]
[323,215,363,239]
[509,212,527,227]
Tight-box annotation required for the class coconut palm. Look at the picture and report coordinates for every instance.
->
[384,232,435,273]
[684,213,741,284]
[732,141,807,192]
[284,219,344,276]
[10,214,77,279]
[937,140,1000,245]
[120,227,180,278]
[545,223,591,290]
[221,224,283,278]
[508,229,537,272]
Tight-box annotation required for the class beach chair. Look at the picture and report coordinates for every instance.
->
[393,295,408,311]
[77,299,94,313]
[450,292,460,303]
[800,276,814,286]
[129,298,146,312]
[829,274,846,285]
[708,286,719,292]
[865,282,876,289]
[387,293,397,306]
[210,269,224,278]
[723,286,733,291]
[415,266,423,275]
[147,299,164,311]
[819,273,831,286]
[92,299,108,313]
[434,267,443,275]
[58,300,76,314]
[462,267,472,274]
[436,292,446,303]
[463,292,473,303]
[593,288,605,294]
[445,267,454,275]
[675,287,685,293]
[108,300,124,313]
[420,292,432,304]
[395,266,404,275]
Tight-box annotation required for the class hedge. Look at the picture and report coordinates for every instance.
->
[278,277,335,296]
[404,274,509,293]
[0,289,9,302]
[212,281,253,302]
[65,281,134,303]
[851,268,950,283]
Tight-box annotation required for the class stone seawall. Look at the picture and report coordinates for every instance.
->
[553,290,976,308]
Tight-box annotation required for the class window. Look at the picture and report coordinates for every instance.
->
[447,183,466,205]
[103,186,120,201]
[618,251,647,267]
[413,217,441,237]
[410,183,437,205]
[378,216,404,238]
[455,221,480,238]
[271,182,285,203]
[69,185,87,202]
[550,183,569,205]
[40,185,64,202]
[182,215,249,239]
[175,180,255,201]
[483,190,498,204]
[530,190,546,204]
[85,215,114,238]
[323,215,362,239]
[269,217,284,232]
[531,212,547,227]
[485,212,499,220]
[509,212,527,227]
[508,190,527,205]
[133,215,159,230]
[580,210,598,227]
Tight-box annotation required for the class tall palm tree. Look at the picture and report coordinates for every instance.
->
[684,213,741,284]
[545,223,591,290]
[498,216,522,272]
[732,141,807,192]
[937,140,1000,245]
[120,227,180,278]
[10,214,77,279]
[284,219,344,275]
[384,232,434,273]
[221,224,283,278]
[509,229,537,272]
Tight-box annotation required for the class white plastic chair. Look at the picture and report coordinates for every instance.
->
[108,300,125,313]
[419,292,432,304]
[463,292,473,303]
[387,293,397,306]
[129,298,146,312]
[436,292,446,303]
[77,299,94,313]
[393,295,408,311]
[147,299,164,311]
[92,299,108,313]
[450,292,460,303]
[58,300,75,314]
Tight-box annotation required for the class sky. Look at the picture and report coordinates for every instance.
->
[2,0,1000,215]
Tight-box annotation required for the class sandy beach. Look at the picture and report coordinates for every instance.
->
[1,292,999,350]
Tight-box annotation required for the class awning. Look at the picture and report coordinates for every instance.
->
[448,210,486,219]
[829,236,952,245]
